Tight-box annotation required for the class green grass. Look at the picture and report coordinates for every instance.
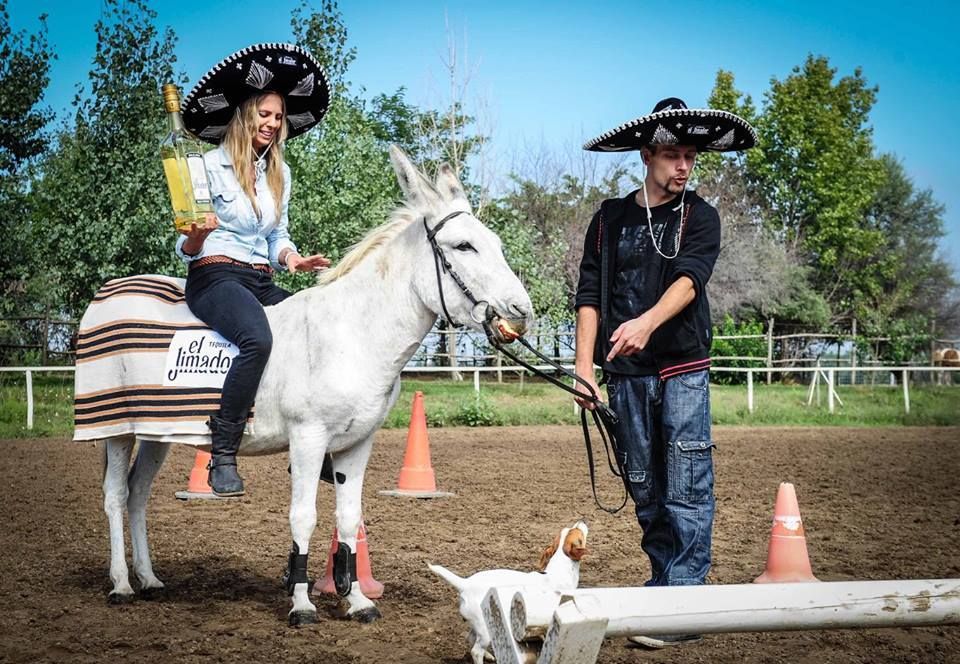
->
[1,371,76,439]
[2,372,958,439]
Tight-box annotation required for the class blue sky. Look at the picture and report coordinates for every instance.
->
[9,0,960,272]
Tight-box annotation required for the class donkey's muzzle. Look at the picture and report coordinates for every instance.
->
[490,316,527,344]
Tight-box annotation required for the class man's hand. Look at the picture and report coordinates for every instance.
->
[607,312,656,362]
[574,374,603,410]
[179,213,218,255]
[286,252,332,273]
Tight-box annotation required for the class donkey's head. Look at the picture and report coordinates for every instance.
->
[389,146,533,341]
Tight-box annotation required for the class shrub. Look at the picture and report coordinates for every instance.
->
[451,395,502,427]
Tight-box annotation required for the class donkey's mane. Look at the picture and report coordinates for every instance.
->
[317,206,420,286]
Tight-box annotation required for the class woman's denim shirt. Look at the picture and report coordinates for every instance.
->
[175,145,298,271]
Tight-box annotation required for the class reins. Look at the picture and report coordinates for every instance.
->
[423,212,629,513]
[487,336,629,514]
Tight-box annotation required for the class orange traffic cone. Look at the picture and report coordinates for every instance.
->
[174,450,230,500]
[379,391,454,498]
[315,519,384,599]
[754,482,819,583]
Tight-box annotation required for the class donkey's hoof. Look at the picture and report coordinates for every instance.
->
[107,591,135,605]
[139,586,166,601]
[352,606,382,623]
[289,609,319,627]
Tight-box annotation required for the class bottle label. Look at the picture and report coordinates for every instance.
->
[186,153,211,203]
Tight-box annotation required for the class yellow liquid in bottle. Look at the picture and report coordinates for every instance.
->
[161,157,196,231]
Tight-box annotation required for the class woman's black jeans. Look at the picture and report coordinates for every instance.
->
[185,263,290,424]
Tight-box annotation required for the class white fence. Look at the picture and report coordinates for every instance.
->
[3,364,959,431]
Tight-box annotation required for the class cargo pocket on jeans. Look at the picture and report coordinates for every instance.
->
[668,440,715,503]
[621,450,654,507]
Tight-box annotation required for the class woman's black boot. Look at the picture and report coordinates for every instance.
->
[207,416,247,496]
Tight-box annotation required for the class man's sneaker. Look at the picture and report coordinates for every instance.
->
[627,634,703,649]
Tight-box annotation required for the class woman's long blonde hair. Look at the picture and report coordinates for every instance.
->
[222,92,288,220]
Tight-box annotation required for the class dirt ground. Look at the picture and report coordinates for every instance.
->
[1,425,958,664]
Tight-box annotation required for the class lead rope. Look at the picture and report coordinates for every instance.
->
[423,212,628,512]
[488,334,629,514]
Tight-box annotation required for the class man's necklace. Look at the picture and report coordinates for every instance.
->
[641,182,684,260]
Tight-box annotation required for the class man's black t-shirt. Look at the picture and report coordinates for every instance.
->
[608,192,685,375]
[575,188,721,378]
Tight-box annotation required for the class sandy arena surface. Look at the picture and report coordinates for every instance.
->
[1,425,958,663]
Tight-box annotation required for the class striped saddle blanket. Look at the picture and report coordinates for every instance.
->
[73,275,244,444]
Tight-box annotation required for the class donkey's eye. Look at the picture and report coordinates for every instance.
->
[454,242,476,252]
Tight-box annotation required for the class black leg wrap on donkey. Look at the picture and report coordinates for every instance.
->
[290,454,337,484]
[319,454,335,484]
[333,542,358,597]
[283,542,312,596]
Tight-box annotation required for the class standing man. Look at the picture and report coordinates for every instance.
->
[574,98,756,649]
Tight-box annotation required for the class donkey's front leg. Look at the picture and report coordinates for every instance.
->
[285,430,327,626]
[331,436,380,622]
[103,438,135,603]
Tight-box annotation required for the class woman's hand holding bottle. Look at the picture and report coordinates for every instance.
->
[179,213,219,256]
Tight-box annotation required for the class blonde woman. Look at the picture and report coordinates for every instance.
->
[175,44,331,496]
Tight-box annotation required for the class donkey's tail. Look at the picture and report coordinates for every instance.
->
[427,563,466,591]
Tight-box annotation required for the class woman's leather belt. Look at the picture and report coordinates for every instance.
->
[190,255,274,275]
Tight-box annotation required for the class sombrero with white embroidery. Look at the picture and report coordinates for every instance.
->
[182,42,330,144]
[583,97,756,153]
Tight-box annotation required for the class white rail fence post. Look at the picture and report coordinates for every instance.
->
[746,369,754,414]
[26,369,33,430]
[765,317,774,385]
[827,368,835,414]
[903,369,910,415]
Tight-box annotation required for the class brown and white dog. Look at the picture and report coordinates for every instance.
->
[429,521,588,664]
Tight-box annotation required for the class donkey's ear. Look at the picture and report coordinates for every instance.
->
[389,145,420,198]
[389,145,439,206]
[436,163,468,202]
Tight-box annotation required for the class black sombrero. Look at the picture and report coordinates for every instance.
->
[583,97,756,153]
[182,42,330,144]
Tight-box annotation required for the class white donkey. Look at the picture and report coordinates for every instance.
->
[81,146,532,625]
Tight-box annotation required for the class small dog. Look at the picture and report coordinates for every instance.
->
[429,521,588,664]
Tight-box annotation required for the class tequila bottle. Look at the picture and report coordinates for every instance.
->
[160,83,213,232]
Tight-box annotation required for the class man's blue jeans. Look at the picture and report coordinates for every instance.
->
[607,370,715,586]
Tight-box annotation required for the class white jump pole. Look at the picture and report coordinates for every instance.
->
[511,579,960,640]
[747,369,754,414]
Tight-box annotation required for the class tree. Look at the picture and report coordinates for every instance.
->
[697,70,757,181]
[0,0,55,317]
[32,0,182,317]
[0,0,54,176]
[697,160,809,322]
[748,55,884,319]
[485,146,636,323]
[282,0,405,291]
[855,154,957,356]
[285,0,489,316]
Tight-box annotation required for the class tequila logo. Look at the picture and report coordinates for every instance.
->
[163,330,239,387]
